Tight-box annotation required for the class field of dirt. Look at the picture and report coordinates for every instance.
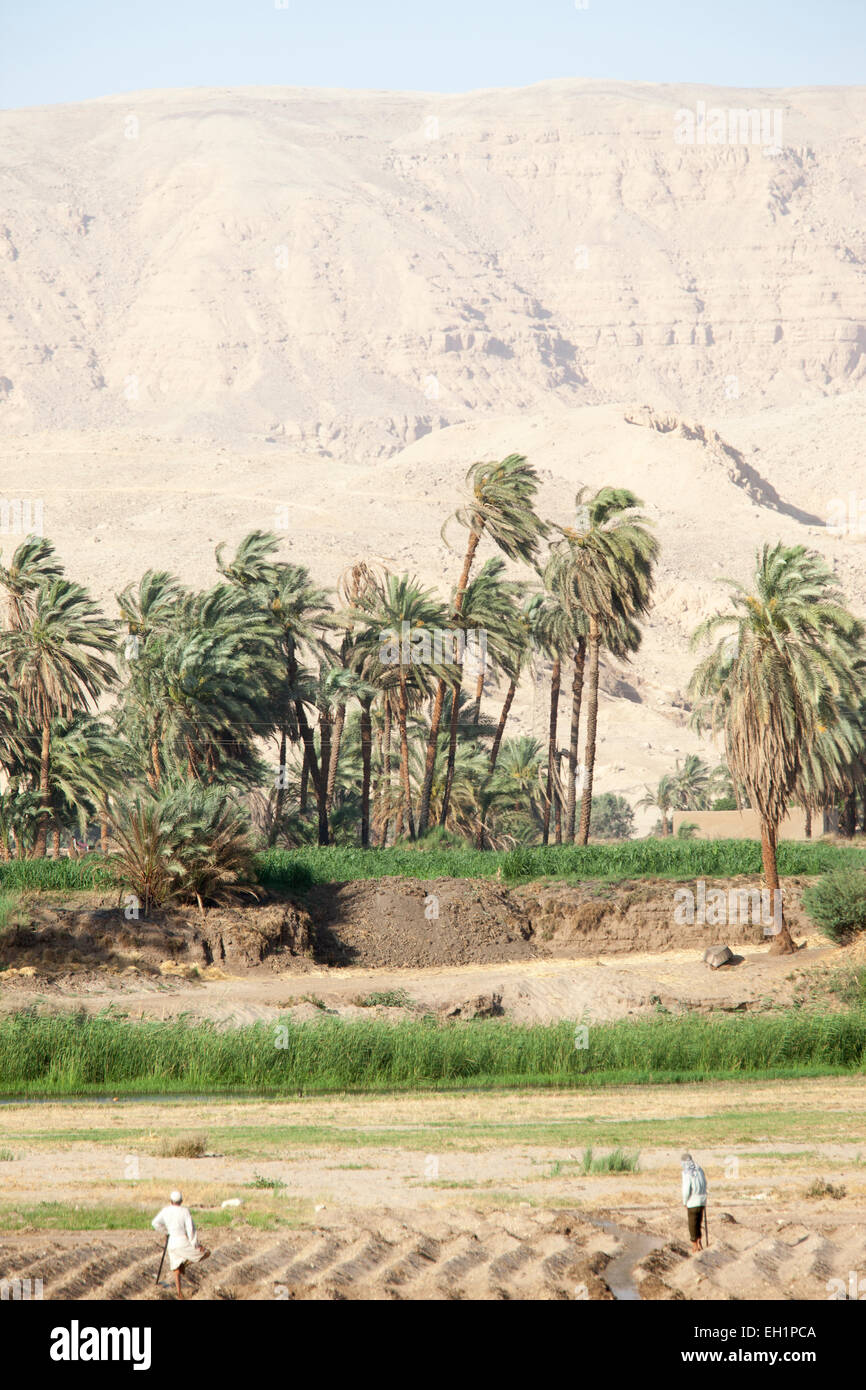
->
[1,1081,864,1300]
[0,876,834,1025]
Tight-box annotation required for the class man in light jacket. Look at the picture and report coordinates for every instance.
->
[152,1190,210,1299]
[681,1153,708,1253]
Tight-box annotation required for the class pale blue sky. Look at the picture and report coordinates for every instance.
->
[2,0,865,109]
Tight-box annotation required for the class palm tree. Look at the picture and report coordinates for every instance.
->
[637,773,678,836]
[417,454,547,834]
[0,535,63,632]
[673,753,712,810]
[0,578,116,856]
[534,574,578,845]
[216,534,336,844]
[690,543,864,954]
[439,559,523,826]
[350,573,449,840]
[550,489,658,846]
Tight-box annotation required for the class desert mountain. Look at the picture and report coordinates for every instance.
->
[2,82,866,824]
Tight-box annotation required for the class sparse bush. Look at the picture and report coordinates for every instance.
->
[806,1178,846,1200]
[0,1148,14,1161]
[247,1174,287,1190]
[802,869,866,944]
[354,989,414,1009]
[580,1146,640,1173]
[157,1133,208,1158]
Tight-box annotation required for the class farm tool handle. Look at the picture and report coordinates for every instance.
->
[156,1236,168,1283]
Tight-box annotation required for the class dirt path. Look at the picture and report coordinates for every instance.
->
[0,941,834,1025]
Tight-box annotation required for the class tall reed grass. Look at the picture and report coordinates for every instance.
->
[1,1010,863,1096]
[254,840,866,889]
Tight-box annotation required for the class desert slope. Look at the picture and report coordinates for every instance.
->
[1,80,865,448]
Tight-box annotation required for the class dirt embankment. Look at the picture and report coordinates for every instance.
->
[0,876,819,989]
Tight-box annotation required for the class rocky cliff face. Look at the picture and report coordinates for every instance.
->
[1,81,865,451]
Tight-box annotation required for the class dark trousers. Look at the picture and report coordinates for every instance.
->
[688,1206,704,1241]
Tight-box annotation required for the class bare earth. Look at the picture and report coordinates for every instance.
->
[0,1081,864,1300]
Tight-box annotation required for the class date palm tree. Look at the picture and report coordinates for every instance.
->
[350,573,449,840]
[637,773,678,836]
[417,454,547,834]
[550,488,658,846]
[0,578,116,856]
[690,542,864,954]
[439,559,524,826]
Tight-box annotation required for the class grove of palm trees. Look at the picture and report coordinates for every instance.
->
[3,458,866,966]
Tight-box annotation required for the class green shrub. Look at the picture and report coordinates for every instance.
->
[802,869,866,943]
[109,785,256,910]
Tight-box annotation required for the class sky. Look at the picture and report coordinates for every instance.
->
[2,0,865,109]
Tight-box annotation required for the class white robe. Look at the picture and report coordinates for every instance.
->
[152,1205,205,1271]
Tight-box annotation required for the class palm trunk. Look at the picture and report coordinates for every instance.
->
[762,819,796,954]
[565,638,586,843]
[418,528,481,833]
[577,617,600,846]
[554,752,563,845]
[660,809,670,837]
[326,704,346,814]
[149,735,161,792]
[51,825,61,859]
[440,681,461,827]
[271,722,288,846]
[542,658,561,846]
[804,806,812,839]
[317,707,331,846]
[379,703,393,847]
[34,719,51,858]
[299,748,309,813]
[398,669,415,840]
[100,819,110,855]
[489,678,516,772]
[842,793,856,838]
[360,696,373,848]
[471,670,484,728]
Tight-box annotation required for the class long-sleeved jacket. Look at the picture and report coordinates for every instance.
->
[682,1164,708,1208]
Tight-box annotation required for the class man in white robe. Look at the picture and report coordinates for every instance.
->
[152,1190,210,1299]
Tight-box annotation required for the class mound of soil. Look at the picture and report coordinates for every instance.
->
[0,899,313,986]
[0,874,817,988]
[305,879,535,968]
[513,876,814,956]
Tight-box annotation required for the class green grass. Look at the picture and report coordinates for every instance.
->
[0,1200,304,1233]
[253,840,866,889]
[1,1010,865,1097]
[580,1145,640,1173]
[4,838,866,897]
[0,857,116,891]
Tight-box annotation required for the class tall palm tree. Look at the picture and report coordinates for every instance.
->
[690,543,863,954]
[350,573,449,840]
[550,489,658,846]
[216,534,336,844]
[0,579,116,856]
[439,559,523,826]
[534,573,579,845]
[417,454,547,834]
